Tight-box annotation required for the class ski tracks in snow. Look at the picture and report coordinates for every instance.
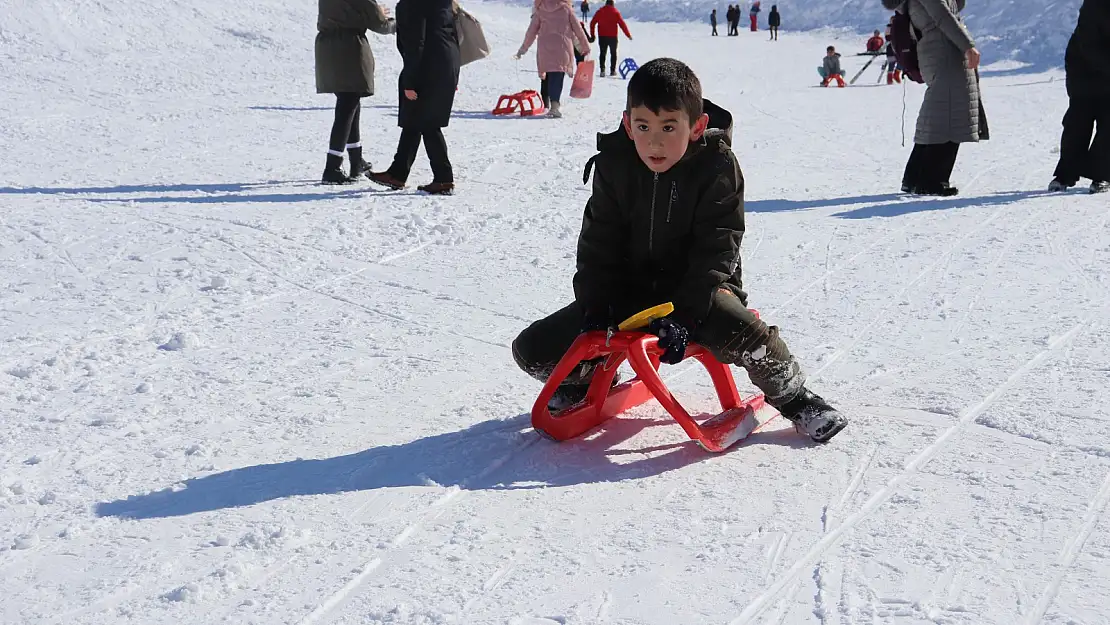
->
[729,323,1087,625]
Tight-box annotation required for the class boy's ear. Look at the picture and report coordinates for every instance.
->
[622,111,632,138]
[689,113,710,142]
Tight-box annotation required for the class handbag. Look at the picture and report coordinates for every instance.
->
[456,6,491,66]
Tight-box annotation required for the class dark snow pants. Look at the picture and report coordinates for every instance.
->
[328,93,362,158]
[598,36,618,75]
[1054,94,1110,184]
[902,142,960,188]
[511,288,806,405]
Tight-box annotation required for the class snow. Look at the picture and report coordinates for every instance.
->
[2,0,1109,623]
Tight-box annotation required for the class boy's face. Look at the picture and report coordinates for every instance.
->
[623,106,710,174]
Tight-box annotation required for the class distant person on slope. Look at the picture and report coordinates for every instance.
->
[882,0,986,196]
[314,0,396,184]
[749,0,761,31]
[581,0,590,21]
[711,9,719,36]
[819,46,846,87]
[515,0,592,118]
[866,29,884,53]
[589,0,632,77]
[768,5,781,40]
[367,0,460,195]
[1049,0,1110,194]
[511,58,848,443]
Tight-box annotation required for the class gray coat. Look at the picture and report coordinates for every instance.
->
[883,0,988,144]
[315,0,396,95]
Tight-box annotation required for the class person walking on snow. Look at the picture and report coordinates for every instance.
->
[367,0,460,195]
[711,9,719,36]
[749,1,761,32]
[580,0,590,21]
[768,5,780,40]
[590,0,632,77]
[1049,0,1110,194]
[314,0,396,185]
[516,0,592,118]
[883,0,987,197]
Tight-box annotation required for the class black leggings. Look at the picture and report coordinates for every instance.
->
[328,93,362,155]
[598,36,618,74]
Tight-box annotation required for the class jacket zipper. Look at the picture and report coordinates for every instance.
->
[666,182,676,223]
[649,173,658,254]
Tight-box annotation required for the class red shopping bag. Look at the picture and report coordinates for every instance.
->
[570,60,595,99]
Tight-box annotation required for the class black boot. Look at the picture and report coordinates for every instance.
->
[347,146,371,180]
[321,153,354,185]
[1091,181,1108,194]
[770,388,848,443]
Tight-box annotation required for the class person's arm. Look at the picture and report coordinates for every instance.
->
[570,12,591,54]
[671,153,745,328]
[396,1,426,91]
[618,12,632,38]
[355,0,396,34]
[516,12,541,57]
[917,0,975,53]
[589,11,599,38]
[573,162,628,322]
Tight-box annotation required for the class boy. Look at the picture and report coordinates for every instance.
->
[511,58,848,443]
[820,46,846,88]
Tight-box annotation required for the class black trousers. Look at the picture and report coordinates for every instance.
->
[328,93,362,155]
[511,289,806,405]
[1053,94,1110,184]
[902,142,960,189]
[769,26,778,40]
[387,127,453,184]
[598,36,618,74]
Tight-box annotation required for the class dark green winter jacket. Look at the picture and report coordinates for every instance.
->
[315,0,396,95]
[575,99,745,329]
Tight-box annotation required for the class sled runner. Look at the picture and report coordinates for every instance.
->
[531,303,779,452]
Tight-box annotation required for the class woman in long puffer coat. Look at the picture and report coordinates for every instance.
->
[315,0,395,184]
[882,0,987,196]
[514,0,592,118]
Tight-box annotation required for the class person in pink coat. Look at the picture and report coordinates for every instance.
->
[514,0,592,118]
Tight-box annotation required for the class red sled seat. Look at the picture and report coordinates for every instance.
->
[530,326,779,453]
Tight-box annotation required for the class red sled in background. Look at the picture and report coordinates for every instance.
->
[530,303,780,452]
[570,60,595,99]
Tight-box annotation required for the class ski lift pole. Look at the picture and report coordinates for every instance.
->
[849,54,879,85]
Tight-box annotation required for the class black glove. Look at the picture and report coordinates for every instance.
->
[648,317,690,365]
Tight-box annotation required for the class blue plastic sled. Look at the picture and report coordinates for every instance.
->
[619,58,638,79]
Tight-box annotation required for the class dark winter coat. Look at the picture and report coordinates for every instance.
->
[883,0,988,144]
[1065,0,1110,98]
[315,0,396,95]
[395,0,461,129]
[711,11,718,26]
[575,100,745,328]
[768,9,780,27]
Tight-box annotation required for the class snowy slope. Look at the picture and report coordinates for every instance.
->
[527,0,1082,67]
[3,0,1110,624]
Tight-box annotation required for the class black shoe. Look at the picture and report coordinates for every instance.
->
[771,388,848,443]
[322,167,355,185]
[1048,178,1075,192]
[910,183,959,197]
[1091,181,1108,194]
[547,371,623,412]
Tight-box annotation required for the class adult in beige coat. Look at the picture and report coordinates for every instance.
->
[883,0,987,196]
[315,0,395,184]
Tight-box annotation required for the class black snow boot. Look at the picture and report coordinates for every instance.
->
[547,368,624,412]
[322,154,354,185]
[1091,181,1108,194]
[347,146,371,180]
[771,388,848,443]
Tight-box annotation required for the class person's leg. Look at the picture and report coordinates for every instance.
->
[547,72,566,102]
[598,38,609,75]
[1054,95,1097,186]
[512,302,595,385]
[421,128,453,184]
[609,38,619,75]
[901,143,927,191]
[323,93,361,181]
[1088,94,1110,186]
[540,74,550,109]
[345,99,368,176]
[387,127,422,182]
[936,141,960,187]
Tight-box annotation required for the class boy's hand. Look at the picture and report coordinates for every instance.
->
[649,317,689,365]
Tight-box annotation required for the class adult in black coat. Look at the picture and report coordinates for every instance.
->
[369,0,461,195]
[1051,0,1110,194]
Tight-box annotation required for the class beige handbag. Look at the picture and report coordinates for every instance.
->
[455,6,491,66]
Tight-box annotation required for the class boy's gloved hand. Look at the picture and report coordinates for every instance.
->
[648,317,690,365]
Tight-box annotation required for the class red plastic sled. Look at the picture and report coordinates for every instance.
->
[531,331,780,452]
[492,90,546,116]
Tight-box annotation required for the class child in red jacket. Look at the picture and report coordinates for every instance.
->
[589,0,632,77]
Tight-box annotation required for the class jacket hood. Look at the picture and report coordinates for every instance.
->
[881,0,904,10]
[595,98,734,154]
[534,0,572,14]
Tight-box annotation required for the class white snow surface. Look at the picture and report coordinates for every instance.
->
[512,0,1083,68]
[3,1,1110,624]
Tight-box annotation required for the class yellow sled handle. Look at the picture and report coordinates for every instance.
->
[617,302,675,331]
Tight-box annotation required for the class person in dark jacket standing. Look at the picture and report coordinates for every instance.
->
[511,58,848,443]
[368,0,461,195]
[711,9,718,36]
[768,5,780,40]
[883,0,986,196]
[315,0,396,184]
[1049,0,1110,194]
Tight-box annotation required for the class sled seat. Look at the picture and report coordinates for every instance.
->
[618,58,638,79]
[492,90,546,116]
[531,326,778,453]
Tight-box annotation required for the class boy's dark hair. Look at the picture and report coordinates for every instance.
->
[827,45,836,52]
[626,58,704,125]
